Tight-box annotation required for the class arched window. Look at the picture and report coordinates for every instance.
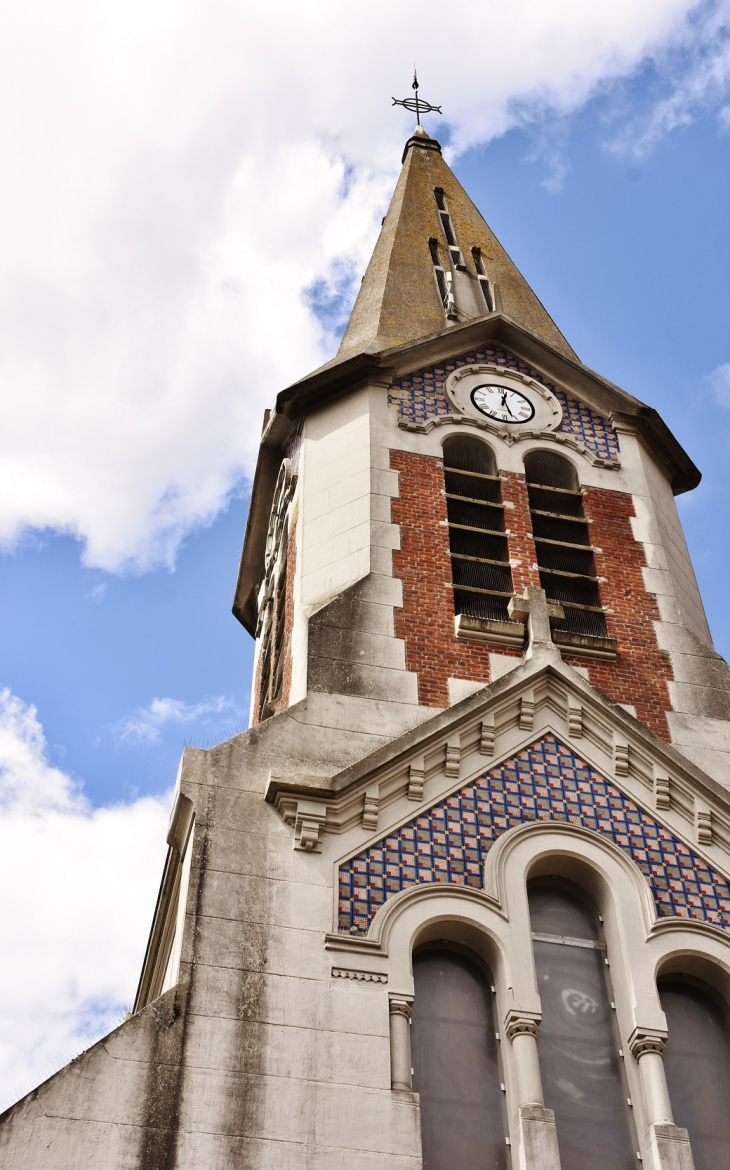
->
[659,978,730,1169]
[443,436,514,624]
[524,450,607,638]
[411,946,507,1170]
[528,883,635,1170]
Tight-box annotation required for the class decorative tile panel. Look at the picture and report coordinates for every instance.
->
[337,736,730,935]
[389,346,620,462]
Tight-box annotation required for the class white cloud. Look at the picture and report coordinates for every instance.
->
[113,694,236,743]
[709,362,730,408]
[0,689,170,1108]
[606,0,730,157]
[0,0,723,572]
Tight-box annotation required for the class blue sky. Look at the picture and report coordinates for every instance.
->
[1,0,730,1108]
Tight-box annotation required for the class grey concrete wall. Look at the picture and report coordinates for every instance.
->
[0,706,425,1169]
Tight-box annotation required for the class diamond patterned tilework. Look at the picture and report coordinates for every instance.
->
[338,736,730,935]
[390,345,620,462]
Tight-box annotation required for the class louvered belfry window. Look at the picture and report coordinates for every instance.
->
[444,436,514,623]
[524,450,607,638]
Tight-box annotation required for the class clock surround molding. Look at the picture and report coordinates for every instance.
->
[445,362,563,437]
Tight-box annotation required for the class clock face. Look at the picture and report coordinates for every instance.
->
[470,384,536,424]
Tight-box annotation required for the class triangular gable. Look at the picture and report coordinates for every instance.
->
[337,734,730,936]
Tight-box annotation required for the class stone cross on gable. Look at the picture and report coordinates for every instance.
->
[508,587,564,658]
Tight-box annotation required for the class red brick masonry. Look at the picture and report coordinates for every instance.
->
[391,449,673,737]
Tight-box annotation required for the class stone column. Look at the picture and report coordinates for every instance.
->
[389,996,413,1092]
[629,1029,695,1170]
[504,1011,561,1170]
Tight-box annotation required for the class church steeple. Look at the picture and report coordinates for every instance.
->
[338,131,578,361]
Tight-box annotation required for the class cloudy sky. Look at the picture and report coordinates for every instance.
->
[1,0,730,1107]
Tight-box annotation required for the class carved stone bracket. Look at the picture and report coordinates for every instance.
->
[519,693,535,732]
[480,715,495,756]
[277,796,328,852]
[695,797,712,846]
[628,1027,667,1060]
[613,734,629,777]
[408,759,425,802]
[445,737,461,779]
[568,700,583,738]
[654,766,671,811]
[362,787,380,832]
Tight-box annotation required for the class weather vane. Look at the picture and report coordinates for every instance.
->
[392,66,442,128]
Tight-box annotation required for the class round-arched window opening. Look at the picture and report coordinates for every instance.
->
[441,436,514,624]
[442,434,497,476]
[524,449,579,491]
[411,945,507,1170]
[523,451,607,639]
[659,976,730,1170]
[527,881,636,1170]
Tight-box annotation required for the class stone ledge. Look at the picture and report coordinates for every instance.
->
[455,614,525,648]
[553,629,618,662]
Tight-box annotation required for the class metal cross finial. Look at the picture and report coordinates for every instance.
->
[392,66,442,128]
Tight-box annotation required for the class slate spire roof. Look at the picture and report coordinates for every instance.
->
[338,128,578,361]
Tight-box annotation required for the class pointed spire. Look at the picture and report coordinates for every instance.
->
[338,135,577,361]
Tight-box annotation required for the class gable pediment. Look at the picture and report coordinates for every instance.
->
[267,655,730,937]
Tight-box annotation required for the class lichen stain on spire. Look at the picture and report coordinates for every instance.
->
[338,134,577,362]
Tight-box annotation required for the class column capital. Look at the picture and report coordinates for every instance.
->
[504,1009,541,1042]
[629,1026,667,1059]
[388,995,413,1021]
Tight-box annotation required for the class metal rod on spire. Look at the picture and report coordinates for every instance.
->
[392,67,442,129]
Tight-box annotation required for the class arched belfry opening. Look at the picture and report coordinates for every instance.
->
[443,435,514,623]
[523,450,608,638]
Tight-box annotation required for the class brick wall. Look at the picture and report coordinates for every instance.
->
[572,487,674,740]
[391,448,674,737]
[391,450,522,708]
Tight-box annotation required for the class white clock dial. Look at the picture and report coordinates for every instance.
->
[470,384,535,423]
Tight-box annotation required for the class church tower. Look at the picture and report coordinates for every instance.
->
[3,126,730,1170]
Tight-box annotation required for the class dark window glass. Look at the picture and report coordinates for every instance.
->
[429,237,441,266]
[529,886,635,1170]
[412,948,506,1170]
[472,247,486,275]
[440,211,457,246]
[660,979,730,1170]
[434,187,446,210]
